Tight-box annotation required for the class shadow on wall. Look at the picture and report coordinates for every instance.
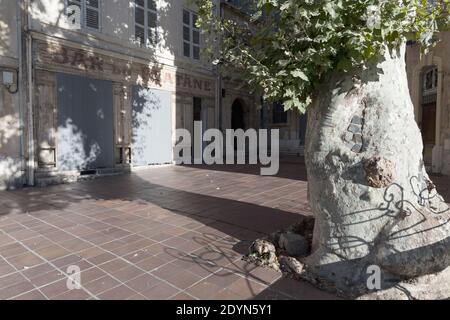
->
[0,11,10,57]
[20,0,216,181]
[0,156,23,190]
[0,2,24,190]
[0,99,23,190]
[56,76,114,171]
[57,118,102,171]
[131,87,161,165]
[31,1,184,173]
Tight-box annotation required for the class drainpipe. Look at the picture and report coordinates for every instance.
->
[218,3,224,132]
[16,0,26,186]
[216,69,222,132]
[23,0,35,186]
[27,32,35,186]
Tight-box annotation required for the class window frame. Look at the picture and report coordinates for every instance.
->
[182,9,201,60]
[422,67,438,96]
[134,0,159,48]
[65,0,101,32]
[272,101,288,125]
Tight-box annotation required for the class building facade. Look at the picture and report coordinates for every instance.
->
[406,32,450,175]
[4,1,445,190]
[0,0,261,189]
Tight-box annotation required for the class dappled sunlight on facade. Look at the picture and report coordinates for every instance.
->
[57,118,102,172]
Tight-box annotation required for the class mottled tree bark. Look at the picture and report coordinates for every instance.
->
[304,44,450,295]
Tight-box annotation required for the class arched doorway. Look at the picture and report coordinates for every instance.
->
[420,66,438,167]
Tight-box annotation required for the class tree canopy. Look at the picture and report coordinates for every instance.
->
[196,0,449,112]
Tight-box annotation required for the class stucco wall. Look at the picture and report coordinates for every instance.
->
[0,0,18,64]
[29,0,219,73]
[0,0,23,189]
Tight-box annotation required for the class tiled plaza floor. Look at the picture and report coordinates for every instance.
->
[0,157,336,300]
[2,157,448,300]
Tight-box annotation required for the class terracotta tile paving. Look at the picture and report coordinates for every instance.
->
[0,157,368,300]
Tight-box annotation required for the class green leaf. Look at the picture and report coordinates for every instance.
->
[291,70,309,81]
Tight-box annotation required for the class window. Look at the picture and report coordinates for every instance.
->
[225,0,257,15]
[183,9,200,60]
[135,0,158,47]
[272,101,288,124]
[66,0,100,30]
[193,97,202,121]
[423,67,438,95]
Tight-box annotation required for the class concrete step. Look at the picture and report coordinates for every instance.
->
[35,168,127,187]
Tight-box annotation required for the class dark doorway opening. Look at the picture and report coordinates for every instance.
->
[422,102,437,166]
[194,97,202,122]
[420,67,438,167]
[232,99,246,131]
[231,99,246,151]
[299,113,308,147]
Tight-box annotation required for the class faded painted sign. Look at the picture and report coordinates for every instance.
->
[34,41,215,97]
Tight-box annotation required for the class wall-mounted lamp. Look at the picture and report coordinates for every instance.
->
[1,69,19,94]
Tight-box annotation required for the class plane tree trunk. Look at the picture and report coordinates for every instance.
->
[304,43,450,296]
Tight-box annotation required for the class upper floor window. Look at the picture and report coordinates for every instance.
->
[423,67,438,95]
[66,0,100,30]
[135,0,158,47]
[225,0,257,15]
[272,101,288,124]
[183,9,200,60]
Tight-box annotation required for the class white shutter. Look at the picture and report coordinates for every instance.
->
[66,0,100,30]
[85,0,100,30]
[67,0,82,28]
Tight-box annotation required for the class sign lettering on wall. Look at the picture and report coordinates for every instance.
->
[35,41,214,97]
